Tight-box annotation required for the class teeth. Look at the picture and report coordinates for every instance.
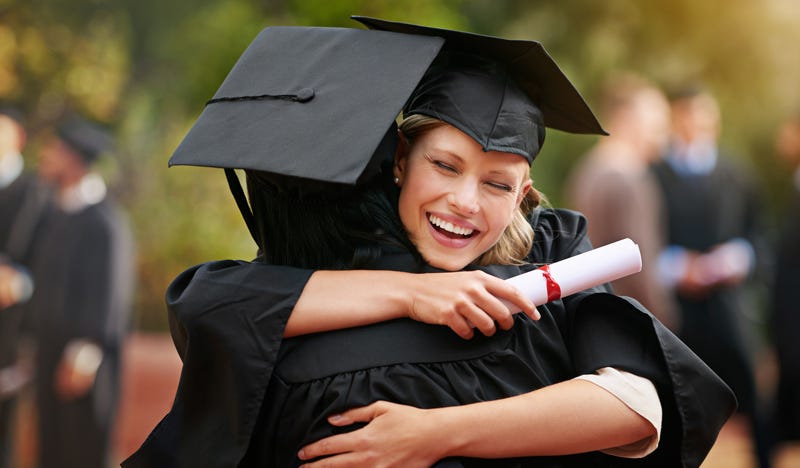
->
[429,214,474,236]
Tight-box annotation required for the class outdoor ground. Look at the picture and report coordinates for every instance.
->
[11,332,800,467]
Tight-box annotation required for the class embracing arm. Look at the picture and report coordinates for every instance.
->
[285,269,538,339]
[285,208,586,339]
[297,377,656,466]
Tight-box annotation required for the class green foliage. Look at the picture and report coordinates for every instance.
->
[2,0,799,329]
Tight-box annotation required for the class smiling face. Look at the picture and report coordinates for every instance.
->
[394,123,532,271]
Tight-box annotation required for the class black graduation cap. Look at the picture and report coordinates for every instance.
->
[167,25,445,246]
[168,26,445,185]
[169,19,604,245]
[353,16,607,163]
[55,115,115,164]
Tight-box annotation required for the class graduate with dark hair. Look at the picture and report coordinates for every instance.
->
[125,18,734,468]
[26,115,135,468]
[651,87,772,468]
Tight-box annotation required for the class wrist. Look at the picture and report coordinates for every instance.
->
[384,271,419,320]
[428,406,468,459]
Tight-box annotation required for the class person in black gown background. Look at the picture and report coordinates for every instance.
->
[0,104,49,468]
[651,86,772,468]
[25,115,135,468]
[125,18,735,468]
[770,110,800,445]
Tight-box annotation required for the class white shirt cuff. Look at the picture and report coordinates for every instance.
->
[574,367,662,458]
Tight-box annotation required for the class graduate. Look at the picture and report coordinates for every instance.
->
[26,115,135,468]
[0,104,47,468]
[125,18,735,468]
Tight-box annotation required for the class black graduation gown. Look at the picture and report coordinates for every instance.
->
[650,156,763,416]
[123,209,734,468]
[0,171,49,369]
[26,197,135,468]
[771,186,800,440]
[0,171,49,468]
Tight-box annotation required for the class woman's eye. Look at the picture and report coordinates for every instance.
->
[487,181,513,192]
[434,161,458,173]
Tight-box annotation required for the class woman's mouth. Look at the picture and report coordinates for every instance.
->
[428,214,476,239]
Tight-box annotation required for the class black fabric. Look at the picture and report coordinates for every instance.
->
[0,172,48,367]
[0,171,49,468]
[403,50,546,163]
[25,199,134,468]
[124,209,734,468]
[650,156,763,416]
[168,26,443,185]
[353,16,606,137]
[771,187,800,440]
[125,262,314,467]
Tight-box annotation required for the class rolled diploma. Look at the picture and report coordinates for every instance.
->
[503,238,642,313]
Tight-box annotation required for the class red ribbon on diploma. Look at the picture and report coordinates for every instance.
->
[537,264,562,302]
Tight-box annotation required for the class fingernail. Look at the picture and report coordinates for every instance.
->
[532,307,541,320]
[329,413,342,422]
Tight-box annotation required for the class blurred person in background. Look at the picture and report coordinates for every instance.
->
[0,104,49,468]
[26,114,135,468]
[565,73,678,330]
[770,110,800,446]
[651,86,773,468]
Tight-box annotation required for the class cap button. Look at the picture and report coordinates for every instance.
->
[296,88,315,103]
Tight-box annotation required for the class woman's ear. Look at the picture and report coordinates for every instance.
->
[516,178,533,206]
[393,129,409,185]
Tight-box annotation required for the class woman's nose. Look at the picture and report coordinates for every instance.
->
[447,180,480,215]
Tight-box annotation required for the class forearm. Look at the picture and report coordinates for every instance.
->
[284,269,535,338]
[284,270,410,337]
[433,378,656,459]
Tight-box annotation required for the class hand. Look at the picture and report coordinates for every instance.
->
[55,359,95,400]
[54,341,102,400]
[678,242,751,298]
[0,264,23,309]
[706,241,750,287]
[406,270,538,339]
[0,361,32,398]
[676,251,716,298]
[298,401,441,468]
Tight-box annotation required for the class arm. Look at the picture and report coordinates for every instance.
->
[56,220,115,400]
[297,378,656,466]
[285,208,588,339]
[286,269,538,339]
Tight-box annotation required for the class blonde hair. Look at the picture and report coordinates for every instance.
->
[398,114,544,266]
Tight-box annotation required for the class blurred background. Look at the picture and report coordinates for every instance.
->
[1,0,799,466]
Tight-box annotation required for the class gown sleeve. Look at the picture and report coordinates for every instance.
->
[122,260,313,468]
[528,208,737,467]
[565,291,736,467]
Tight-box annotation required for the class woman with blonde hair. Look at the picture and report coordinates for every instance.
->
[126,18,734,468]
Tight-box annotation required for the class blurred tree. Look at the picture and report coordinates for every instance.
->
[489,0,800,209]
[1,0,798,329]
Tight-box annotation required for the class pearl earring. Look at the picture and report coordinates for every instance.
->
[394,177,400,185]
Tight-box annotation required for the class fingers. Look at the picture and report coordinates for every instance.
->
[327,402,381,426]
[449,317,476,340]
[446,272,540,337]
[484,276,537,321]
[298,431,353,463]
[411,270,540,339]
[299,402,386,463]
[472,276,538,329]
